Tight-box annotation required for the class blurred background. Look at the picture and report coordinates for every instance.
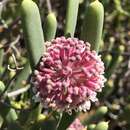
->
[0,0,130,130]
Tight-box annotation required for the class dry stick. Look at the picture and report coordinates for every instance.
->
[0,0,10,15]
[7,85,30,97]
[10,35,21,57]
[0,72,20,98]
[46,0,52,12]
[8,53,24,72]
[0,52,24,97]
[0,34,20,50]
[1,0,10,5]
[0,17,20,36]
[0,0,12,28]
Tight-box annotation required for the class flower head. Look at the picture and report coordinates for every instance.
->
[67,118,85,130]
[31,37,106,112]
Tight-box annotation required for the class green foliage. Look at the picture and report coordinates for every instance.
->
[44,12,57,41]
[104,54,112,69]
[83,106,108,125]
[65,0,79,37]
[94,121,109,130]
[13,62,31,90]
[119,104,130,123]
[21,0,45,69]
[0,100,18,123]
[81,0,104,51]
[0,81,5,94]
[57,111,77,130]
[0,0,130,129]
[0,49,4,67]
[100,79,114,98]
[87,124,96,130]
[106,45,125,79]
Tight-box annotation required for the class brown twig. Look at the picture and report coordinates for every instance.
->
[46,0,52,12]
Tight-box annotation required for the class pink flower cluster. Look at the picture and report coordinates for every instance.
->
[67,118,85,130]
[31,37,106,112]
